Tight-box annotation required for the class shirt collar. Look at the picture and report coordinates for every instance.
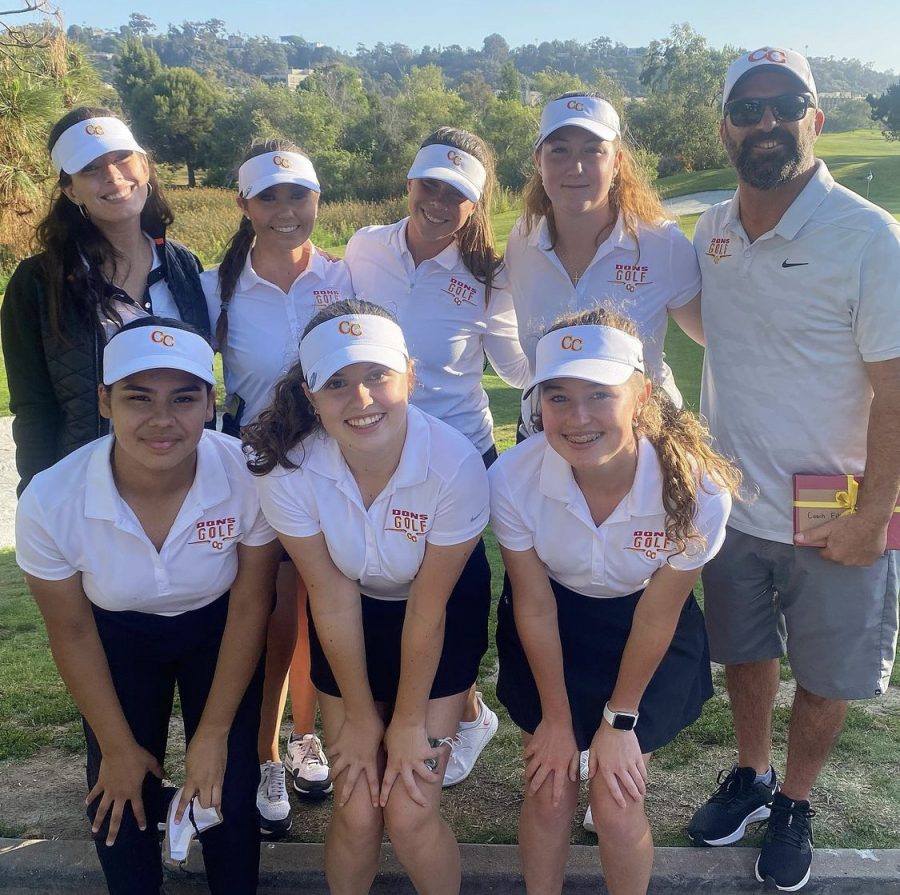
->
[529,213,633,259]
[302,404,431,493]
[538,436,665,521]
[396,217,461,271]
[84,431,230,524]
[238,243,326,292]
[727,160,832,241]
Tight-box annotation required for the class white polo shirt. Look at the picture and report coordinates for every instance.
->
[489,435,731,598]
[505,215,700,407]
[255,405,489,600]
[344,219,530,454]
[15,431,276,615]
[97,234,180,342]
[697,161,900,543]
[202,248,353,425]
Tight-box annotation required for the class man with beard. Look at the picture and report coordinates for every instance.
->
[687,47,900,891]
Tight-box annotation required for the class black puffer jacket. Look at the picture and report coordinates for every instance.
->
[1,240,211,495]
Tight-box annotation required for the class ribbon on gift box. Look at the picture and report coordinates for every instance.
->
[792,475,858,516]
[792,475,900,517]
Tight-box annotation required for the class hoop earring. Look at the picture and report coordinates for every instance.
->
[78,204,90,220]
[146,182,153,199]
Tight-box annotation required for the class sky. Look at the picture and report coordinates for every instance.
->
[45,0,900,75]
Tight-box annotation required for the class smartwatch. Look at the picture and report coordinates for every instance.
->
[603,702,639,731]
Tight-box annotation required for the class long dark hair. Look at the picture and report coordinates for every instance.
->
[243,299,403,475]
[35,107,173,339]
[533,306,742,555]
[417,127,502,303]
[215,138,312,348]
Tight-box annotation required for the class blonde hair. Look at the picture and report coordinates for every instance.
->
[523,92,669,249]
[534,306,742,555]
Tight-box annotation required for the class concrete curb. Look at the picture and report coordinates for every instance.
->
[2,838,898,893]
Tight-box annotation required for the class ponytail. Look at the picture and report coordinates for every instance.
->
[215,215,255,348]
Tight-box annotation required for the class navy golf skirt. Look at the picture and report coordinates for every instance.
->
[309,539,491,703]
[496,576,713,753]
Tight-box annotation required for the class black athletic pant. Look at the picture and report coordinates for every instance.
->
[84,593,263,895]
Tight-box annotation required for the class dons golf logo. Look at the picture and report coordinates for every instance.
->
[706,237,732,264]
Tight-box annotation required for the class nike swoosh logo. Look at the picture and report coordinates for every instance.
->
[781,260,809,268]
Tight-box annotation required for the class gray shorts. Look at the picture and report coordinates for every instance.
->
[702,527,898,700]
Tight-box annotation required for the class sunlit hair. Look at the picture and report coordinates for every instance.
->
[523,92,669,250]
[417,127,502,303]
[35,107,172,340]
[532,305,741,555]
[215,138,313,348]
[243,299,412,475]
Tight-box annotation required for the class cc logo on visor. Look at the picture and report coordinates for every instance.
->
[84,124,105,136]
[338,320,363,337]
[748,48,787,63]
[447,150,463,167]
[151,330,175,347]
[560,335,583,351]
[566,100,585,112]
[272,155,293,168]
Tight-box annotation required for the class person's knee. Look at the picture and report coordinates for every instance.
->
[591,787,648,845]
[383,794,441,848]
[524,776,579,827]
[331,798,384,846]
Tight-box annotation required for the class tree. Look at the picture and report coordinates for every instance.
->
[114,38,162,109]
[478,98,540,189]
[1,6,104,268]
[127,13,156,37]
[629,25,735,172]
[867,82,900,140]
[129,66,222,186]
[824,98,873,133]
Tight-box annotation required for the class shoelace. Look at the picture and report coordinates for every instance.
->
[767,801,816,847]
[293,737,327,767]
[709,766,748,802]
[265,764,288,802]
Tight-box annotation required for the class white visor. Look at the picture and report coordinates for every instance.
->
[51,117,146,176]
[300,314,409,392]
[407,144,486,203]
[523,325,644,399]
[535,96,620,149]
[103,324,215,386]
[238,151,320,199]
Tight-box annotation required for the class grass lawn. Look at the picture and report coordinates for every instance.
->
[1,128,899,847]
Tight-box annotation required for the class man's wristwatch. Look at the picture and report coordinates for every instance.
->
[603,702,639,731]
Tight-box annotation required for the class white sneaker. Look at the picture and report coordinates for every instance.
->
[256,760,292,836]
[442,692,499,788]
[580,750,590,782]
[284,732,333,799]
[163,786,223,868]
[583,804,596,834]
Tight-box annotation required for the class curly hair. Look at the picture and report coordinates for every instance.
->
[522,92,669,250]
[214,138,314,348]
[35,107,173,340]
[533,305,741,555]
[416,126,503,303]
[242,298,406,475]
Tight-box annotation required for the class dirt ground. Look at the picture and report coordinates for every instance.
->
[3,679,898,848]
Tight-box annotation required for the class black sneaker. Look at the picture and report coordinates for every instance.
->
[688,765,776,846]
[754,791,815,892]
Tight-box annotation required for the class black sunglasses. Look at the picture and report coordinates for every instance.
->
[724,94,815,127]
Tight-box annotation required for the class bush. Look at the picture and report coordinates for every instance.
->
[656,155,685,177]
[166,189,412,263]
